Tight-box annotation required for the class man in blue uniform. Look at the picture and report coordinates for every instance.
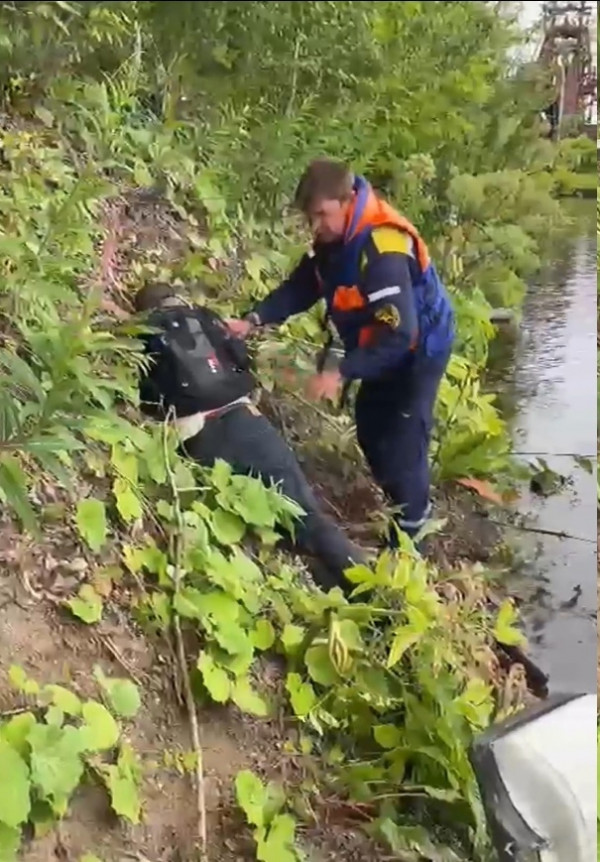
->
[227,159,454,545]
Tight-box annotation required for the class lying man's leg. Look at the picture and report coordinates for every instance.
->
[182,404,365,593]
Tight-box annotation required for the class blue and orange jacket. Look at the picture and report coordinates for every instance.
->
[252,175,455,381]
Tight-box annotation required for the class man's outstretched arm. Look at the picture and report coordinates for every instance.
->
[228,252,322,336]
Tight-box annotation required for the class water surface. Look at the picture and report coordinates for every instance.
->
[493,200,597,694]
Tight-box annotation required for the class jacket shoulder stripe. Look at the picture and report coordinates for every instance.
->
[371,227,413,256]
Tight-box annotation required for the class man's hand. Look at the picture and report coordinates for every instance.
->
[225,317,254,339]
[306,370,342,402]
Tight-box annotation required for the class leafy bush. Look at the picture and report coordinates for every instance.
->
[0,666,141,856]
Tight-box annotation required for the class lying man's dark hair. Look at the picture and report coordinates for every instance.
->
[133,282,178,313]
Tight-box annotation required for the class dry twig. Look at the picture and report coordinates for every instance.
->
[163,415,208,860]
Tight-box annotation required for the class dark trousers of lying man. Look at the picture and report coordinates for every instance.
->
[132,282,366,594]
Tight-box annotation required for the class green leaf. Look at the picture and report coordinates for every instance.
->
[106,769,141,824]
[42,685,81,717]
[251,619,276,651]
[213,621,253,657]
[232,677,269,717]
[211,458,232,491]
[0,455,37,534]
[256,813,298,862]
[387,625,423,669]
[373,724,402,750]
[200,591,241,626]
[211,508,246,545]
[79,702,119,752]
[305,645,340,687]
[113,478,143,523]
[93,668,141,719]
[235,770,267,828]
[105,742,142,825]
[76,499,107,553]
[197,652,231,703]
[28,724,85,802]
[67,584,103,624]
[107,681,142,719]
[285,673,316,719]
[0,823,20,862]
[281,624,305,655]
[0,713,36,757]
[8,666,39,696]
[0,740,30,828]
[45,707,64,728]
[493,599,526,647]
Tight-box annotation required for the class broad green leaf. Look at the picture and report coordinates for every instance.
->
[305,645,339,687]
[79,702,119,752]
[0,823,20,862]
[42,685,81,717]
[197,652,231,704]
[67,584,103,624]
[0,713,36,757]
[75,499,107,552]
[493,599,526,647]
[28,724,85,802]
[211,509,246,545]
[0,740,30,828]
[45,707,64,728]
[373,724,402,750]
[235,770,267,828]
[213,621,253,657]
[251,619,276,651]
[232,677,269,717]
[173,587,205,620]
[201,591,241,626]
[94,668,141,719]
[105,769,141,824]
[256,813,298,862]
[281,624,305,654]
[105,742,142,824]
[285,673,316,719]
[113,478,143,523]
[211,459,232,491]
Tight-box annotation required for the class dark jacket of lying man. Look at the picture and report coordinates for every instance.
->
[132,282,366,595]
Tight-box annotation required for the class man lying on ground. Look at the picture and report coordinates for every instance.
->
[132,281,367,595]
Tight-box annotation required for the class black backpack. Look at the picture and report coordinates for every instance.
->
[146,304,255,415]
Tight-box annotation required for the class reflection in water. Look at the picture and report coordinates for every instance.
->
[494,200,597,694]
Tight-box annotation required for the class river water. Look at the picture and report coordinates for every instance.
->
[491,199,597,695]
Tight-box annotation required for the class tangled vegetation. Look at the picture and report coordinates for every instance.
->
[0,2,575,860]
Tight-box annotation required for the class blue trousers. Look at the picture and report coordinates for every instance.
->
[355,352,449,542]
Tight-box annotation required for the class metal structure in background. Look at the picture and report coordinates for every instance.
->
[537,2,597,140]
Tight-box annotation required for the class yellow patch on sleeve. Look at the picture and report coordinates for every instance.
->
[371,227,412,256]
[374,304,401,330]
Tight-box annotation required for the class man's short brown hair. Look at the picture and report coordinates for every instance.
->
[293,158,355,212]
